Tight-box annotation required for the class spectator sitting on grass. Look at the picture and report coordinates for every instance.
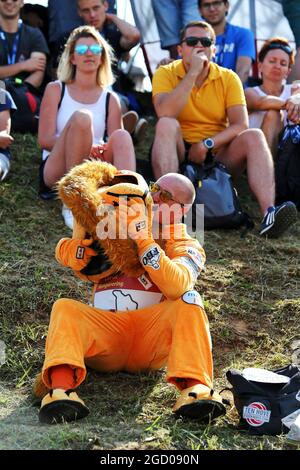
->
[245,37,300,158]
[38,25,136,230]
[77,0,148,143]
[151,21,297,238]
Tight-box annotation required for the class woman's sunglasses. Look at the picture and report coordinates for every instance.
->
[149,182,184,207]
[74,44,103,55]
[182,36,213,48]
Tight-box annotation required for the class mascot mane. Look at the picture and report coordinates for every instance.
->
[58,160,152,279]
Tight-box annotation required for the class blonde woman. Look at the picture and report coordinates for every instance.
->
[245,37,300,158]
[38,25,136,228]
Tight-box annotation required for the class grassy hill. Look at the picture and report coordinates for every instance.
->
[0,127,299,450]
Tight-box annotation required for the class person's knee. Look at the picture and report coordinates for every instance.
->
[240,128,267,148]
[155,117,180,137]
[110,128,131,142]
[175,291,206,317]
[51,298,81,320]
[263,109,282,127]
[69,109,93,131]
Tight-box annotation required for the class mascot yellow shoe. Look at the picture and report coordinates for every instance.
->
[39,389,89,424]
[172,384,226,422]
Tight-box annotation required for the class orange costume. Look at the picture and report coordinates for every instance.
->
[37,162,225,423]
[42,224,212,390]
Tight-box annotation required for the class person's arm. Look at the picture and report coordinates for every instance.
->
[245,87,285,112]
[55,237,98,271]
[105,13,140,51]
[285,91,300,123]
[153,51,209,118]
[235,56,252,85]
[0,53,46,80]
[234,27,256,84]
[188,104,249,164]
[24,51,47,88]
[106,92,123,135]
[0,110,13,148]
[38,81,61,151]
[119,202,205,299]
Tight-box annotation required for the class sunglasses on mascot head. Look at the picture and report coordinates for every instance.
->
[182,36,213,48]
[74,44,103,55]
[149,182,184,207]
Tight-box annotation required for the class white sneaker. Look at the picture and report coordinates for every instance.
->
[0,153,10,182]
[62,204,74,230]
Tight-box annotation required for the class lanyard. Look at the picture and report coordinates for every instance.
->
[0,19,23,65]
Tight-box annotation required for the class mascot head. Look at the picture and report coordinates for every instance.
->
[57,161,152,281]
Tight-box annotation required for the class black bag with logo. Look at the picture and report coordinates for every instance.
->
[275,124,300,210]
[226,364,300,436]
[181,152,253,230]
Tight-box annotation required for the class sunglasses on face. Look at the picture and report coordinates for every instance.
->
[149,182,184,207]
[265,43,293,56]
[182,36,213,48]
[0,0,19,3]
[74,44,103,55]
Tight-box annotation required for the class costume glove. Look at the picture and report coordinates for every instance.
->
[61,238,98,271]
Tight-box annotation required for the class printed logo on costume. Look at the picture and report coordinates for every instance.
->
[141,246,160,270]
[76,246,85,259]
[179,257,200,282]
[94,272,163,311]
[182,290,204,308]
[186,248,204,270]
[135,221,146,232]
[112,290,138,310]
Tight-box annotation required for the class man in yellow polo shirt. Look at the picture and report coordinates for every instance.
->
[151,21,297,238]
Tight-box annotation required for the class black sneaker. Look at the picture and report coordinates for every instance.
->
[259,201,297,238]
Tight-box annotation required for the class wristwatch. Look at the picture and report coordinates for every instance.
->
[203,138,215,150]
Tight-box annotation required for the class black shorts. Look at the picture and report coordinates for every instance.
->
[38,156,56,200]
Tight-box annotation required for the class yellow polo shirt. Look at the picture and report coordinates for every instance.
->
[152,60,246,143]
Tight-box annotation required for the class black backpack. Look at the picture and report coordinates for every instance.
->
[4,79,42,134]
[181,152,253,231]
[275,124,300,210]
[226,364,300,436]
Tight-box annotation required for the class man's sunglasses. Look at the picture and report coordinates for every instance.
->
[149,182,184,207]
[182,36,213,48]
[74,44,103,55]
[0,0,19,2]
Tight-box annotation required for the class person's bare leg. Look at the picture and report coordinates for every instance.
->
[261,110,284,158]
[151,117,185,178]
[43,110,93,187]
[104,129,136,171]
[218,129,275,215]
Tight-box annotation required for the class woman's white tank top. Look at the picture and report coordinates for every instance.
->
[42,81,108,160]
[248,84,292,129]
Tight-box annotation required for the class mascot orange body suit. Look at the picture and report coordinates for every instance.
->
[37,162,225,423]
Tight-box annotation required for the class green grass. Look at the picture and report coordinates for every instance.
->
[0,126,300,450]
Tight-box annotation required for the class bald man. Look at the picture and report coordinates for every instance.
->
[36,172,226,425]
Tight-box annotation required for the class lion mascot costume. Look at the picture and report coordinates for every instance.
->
[33,160,226,425]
